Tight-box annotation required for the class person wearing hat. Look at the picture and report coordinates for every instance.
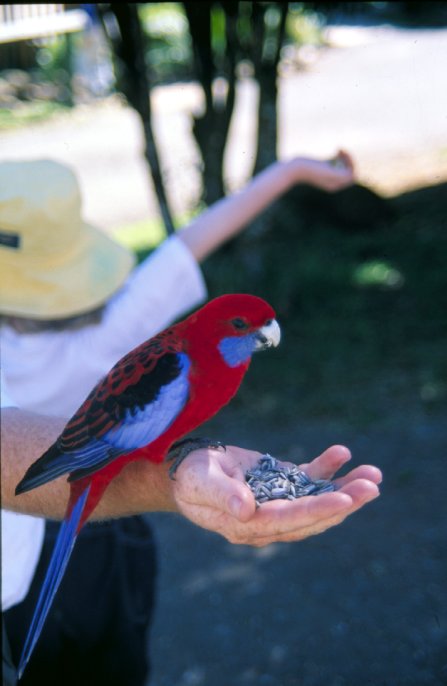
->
[0,153,355,685]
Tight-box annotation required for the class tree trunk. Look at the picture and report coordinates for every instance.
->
[183,1,238,205]
[103,4,175,234]
[252,2,288,175]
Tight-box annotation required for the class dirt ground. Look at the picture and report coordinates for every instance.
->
[2,21,446,686]
[148,406,446,686]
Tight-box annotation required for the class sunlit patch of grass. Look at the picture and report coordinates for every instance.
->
[113,209,200,261]
[286,6,324,45]
[113,217,166,255]
[0,101,69,130]
[353,260,404,289]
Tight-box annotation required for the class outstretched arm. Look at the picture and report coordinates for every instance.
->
[2,408,380,547]
[179,151,355,262]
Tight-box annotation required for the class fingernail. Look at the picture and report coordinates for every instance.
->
[229,496,242,518]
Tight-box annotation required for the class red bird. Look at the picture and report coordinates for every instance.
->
[15,293,280,677]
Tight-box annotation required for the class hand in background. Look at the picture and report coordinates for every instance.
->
[288,150,355,192]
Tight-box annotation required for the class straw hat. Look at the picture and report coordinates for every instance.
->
[0,159,135,319]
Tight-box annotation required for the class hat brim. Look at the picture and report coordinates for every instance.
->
[0,221,135,320]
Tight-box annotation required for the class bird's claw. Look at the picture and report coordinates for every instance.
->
[167,437,226,479]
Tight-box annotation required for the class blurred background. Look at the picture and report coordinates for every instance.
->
[1,3,446,684]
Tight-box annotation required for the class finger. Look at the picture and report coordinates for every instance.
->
[300,444,352,480]
[200,465,257,522]
[244,490,354,536]
[249,517,343,546]
[238,482,380,546]
[336,149,355,173]
[336,478,380,510]
[334,465,383,489]
[219,446,263,481]
[247,476,379,536]
[252,514,347,546]
[224,491,354,545]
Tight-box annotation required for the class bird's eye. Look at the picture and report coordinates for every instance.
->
[231,317,249,330]
[265,319,273,326]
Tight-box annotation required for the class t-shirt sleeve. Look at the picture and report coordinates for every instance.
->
[91,235,208,356]
[1,371,16,408]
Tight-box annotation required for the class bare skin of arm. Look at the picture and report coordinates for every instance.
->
[2,407,381,547]
[1,408,176,519]
[180,152,355,262]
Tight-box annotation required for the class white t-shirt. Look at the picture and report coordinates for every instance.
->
[1,235,207,608]
[1,376,46,611]
[2,236,207,415]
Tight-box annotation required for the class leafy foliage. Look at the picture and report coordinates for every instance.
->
[138,3,193,83]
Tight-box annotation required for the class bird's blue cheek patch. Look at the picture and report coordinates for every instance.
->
[218,334,257,368]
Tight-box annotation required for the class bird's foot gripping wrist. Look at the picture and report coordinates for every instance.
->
[167,437,226,478]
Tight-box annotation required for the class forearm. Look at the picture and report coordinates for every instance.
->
[179,160,299,262]
[1,408,178,520]
[178,153,354,262]
[2,409,382,545]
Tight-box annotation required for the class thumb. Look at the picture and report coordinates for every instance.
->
[209,470,256,522]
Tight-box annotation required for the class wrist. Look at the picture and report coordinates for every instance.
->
[281,158,308,187]
[146,461,179,513]
[96,459,179,518]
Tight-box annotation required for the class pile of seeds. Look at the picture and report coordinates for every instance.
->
[245,454,336,506]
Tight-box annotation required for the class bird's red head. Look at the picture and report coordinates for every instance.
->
[179,294,280,367]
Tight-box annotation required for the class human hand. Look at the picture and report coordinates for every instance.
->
[288,150,355,192]
[172,444,381,547]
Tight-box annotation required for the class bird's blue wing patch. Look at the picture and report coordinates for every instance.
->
[66,353,191,480]
[103,352,191,451]
[16,353,192,490]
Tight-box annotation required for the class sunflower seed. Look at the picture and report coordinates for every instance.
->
[245,454,336,506]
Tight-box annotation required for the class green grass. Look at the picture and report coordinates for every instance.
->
[286,5,325,46]
[113,209,202,261]
[0,101,70,130]
[113,217,167,257]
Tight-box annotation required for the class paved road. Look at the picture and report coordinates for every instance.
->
[1,25,446,232]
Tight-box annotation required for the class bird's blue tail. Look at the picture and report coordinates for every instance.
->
[17,486,90,680]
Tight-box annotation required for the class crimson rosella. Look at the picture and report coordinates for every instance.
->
[15,293,280,678]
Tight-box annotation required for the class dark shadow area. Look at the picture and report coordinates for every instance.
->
[317,1,447,29]
[391,180,447,213]
[276,183,397,232]
[276,180,447,233]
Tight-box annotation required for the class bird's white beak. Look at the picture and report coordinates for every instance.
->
[255,319,281,350]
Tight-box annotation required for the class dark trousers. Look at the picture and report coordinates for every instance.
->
[4,516,157,686]
[3,616,17,686]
